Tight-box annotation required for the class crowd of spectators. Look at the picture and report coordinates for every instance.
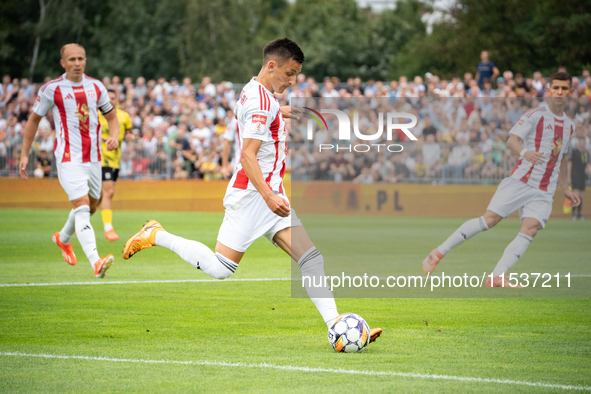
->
[289,95,590,183]
[1,55,590,184]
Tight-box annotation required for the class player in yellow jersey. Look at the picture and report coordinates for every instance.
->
[99,89,131,241]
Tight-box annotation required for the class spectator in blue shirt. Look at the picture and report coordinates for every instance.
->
[476,51,499,89]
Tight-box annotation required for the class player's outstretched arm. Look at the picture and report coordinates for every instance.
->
[507,135,545,165]
[19,112,43,180]
[241,138,290,217]
[559,158,580,207]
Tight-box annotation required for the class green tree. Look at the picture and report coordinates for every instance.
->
[88,0,187,79]
[393,0,591,79]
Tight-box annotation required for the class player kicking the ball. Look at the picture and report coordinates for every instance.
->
[19,44,119,278]
[422,72,581,287]
[123,38,382,342]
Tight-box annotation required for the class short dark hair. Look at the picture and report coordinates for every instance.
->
[263,38,305,66]
[549,71,572,87]
[107,88,117,95]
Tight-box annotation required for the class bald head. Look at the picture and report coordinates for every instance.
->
[60,44,87,82]
[60,43,85,59]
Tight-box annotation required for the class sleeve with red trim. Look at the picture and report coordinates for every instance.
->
[509,112,536,140]
[241,94,275,142]
[32,88,53,117]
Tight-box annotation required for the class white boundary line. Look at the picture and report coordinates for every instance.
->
[1,275,590,288]
[1,351,589,391]
[0,278,293,287]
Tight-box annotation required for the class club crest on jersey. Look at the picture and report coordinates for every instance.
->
[551,137,563,156]
[251,114,267,134]
[76,103,90,130]
[518,119,524,125]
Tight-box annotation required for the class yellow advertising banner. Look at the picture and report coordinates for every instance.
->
[0,178,586,219]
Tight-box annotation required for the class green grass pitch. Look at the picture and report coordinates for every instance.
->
[1,208,590,393]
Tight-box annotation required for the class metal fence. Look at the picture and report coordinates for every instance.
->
[4,139,587,187]
[288,141,519,184]
[0,139,172,180]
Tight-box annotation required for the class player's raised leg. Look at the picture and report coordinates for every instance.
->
[486,217,539,288]
[272,225,382,342]
[123,220,241,279]
[422,210,501,274]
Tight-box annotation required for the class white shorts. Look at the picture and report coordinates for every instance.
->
[217,189,303,252]
[487,177,553,229]
[57,162,102,201]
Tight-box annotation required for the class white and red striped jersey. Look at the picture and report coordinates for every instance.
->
[222,116,241,169]
[229,77,287,194]
[509,103,575,195]
[32,73,111,164]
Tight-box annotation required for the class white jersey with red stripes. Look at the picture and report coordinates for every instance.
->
[228,77,287,194]
[32,73,110,164]
[222,116,241,169]
[509,102,575,195]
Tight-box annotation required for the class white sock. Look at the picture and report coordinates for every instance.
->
[74,205,100,265]
[59,209,76,244]
[155,231,237,279]
[104,223,113,232]
[298,246,339,326]
[438,216,489,255]
[491,233,532,277]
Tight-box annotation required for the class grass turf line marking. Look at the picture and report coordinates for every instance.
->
[1,352,589,391]
[1,275,590,288]
[0,278,293,287]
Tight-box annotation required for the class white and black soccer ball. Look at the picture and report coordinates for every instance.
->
[328,313,370,353]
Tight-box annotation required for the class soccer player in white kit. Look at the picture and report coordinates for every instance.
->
[19,44,120,278]
[123,38,382,342]
[422,72,581,287]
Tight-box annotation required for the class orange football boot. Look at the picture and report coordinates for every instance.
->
[485,275,523,288]
[369,328,383,343]
[52,232,77,266]
[105,229,119,241]
[94,255,114,278]
[122,220,164,260]
[422,248,444,274]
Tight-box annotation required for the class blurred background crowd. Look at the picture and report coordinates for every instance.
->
[1,62,590,185]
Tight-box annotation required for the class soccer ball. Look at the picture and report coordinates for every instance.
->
[328,313,370,353]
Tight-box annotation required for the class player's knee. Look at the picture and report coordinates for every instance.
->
[483,211,502,228]
[520,224,540,238]
[208,252,238,279]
